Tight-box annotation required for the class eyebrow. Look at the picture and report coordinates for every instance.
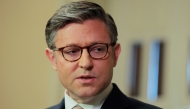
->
[64,41,109,47]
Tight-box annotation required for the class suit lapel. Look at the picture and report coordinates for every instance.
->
[58,98,65,109]
[101,83,130,109]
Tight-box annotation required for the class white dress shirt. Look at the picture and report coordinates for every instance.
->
[65,83,113,109]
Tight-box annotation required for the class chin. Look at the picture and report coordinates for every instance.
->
[77,87,101,98]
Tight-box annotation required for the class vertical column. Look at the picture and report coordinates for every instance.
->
[187,39,190,94]
[147,40,164,101]
[129,43,142,96]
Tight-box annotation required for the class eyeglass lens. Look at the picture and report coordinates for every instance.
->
[62,43,109,61]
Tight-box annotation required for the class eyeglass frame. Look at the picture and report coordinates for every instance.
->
[52,42,116,62]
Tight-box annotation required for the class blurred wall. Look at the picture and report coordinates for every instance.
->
[104,1,190,109]
[0,0,190,109]
[0,0,58,108]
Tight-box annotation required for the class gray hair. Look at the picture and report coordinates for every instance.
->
[45,1,118,49]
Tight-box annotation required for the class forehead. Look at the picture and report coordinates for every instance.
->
[55,19,110,47]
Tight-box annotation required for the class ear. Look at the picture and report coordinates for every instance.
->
[113,43,121,67]
[45,48,57,71]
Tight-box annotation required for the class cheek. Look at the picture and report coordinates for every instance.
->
[56,60,78,86]
[94,58,114,78]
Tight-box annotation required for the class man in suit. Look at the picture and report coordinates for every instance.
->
[45,1,161,109]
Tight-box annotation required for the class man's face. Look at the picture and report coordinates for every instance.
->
[46,19,121,100]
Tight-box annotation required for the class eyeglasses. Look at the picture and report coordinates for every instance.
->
[53,43,115,62]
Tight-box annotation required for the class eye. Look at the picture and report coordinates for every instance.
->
[63,47,81,55]
[91,46,106,53]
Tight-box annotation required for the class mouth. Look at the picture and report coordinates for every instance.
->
[77,74,96,78]
[76,75,96,84]
[79,77,95,79]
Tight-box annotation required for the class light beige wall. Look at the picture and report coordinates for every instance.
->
[0,0,58,109]
[105,0,190,109]
[1,0,190,109]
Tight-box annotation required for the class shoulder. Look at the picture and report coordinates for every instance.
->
[127,97,161,109]
[46,99,65,109]
[46,104,61,109]
[102,83,162,109]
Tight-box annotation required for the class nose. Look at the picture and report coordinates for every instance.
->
[78,49,93,70]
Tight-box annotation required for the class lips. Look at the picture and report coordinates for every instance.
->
[76,75,96,84]
[77,74,96,78]
[80,77,94,79]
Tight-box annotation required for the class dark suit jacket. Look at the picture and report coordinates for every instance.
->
[47,83,161,109]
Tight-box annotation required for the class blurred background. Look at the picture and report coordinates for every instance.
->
[1,0,190,108]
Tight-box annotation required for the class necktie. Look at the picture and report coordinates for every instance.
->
[73,105,83,109]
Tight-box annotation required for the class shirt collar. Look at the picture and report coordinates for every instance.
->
[65,83,113,109]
